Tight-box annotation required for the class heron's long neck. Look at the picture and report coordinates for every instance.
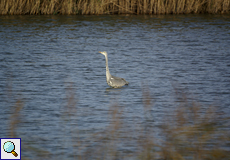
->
[105,55,111,79]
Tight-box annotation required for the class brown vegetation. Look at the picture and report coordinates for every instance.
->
[0,0,229,15]
[8,82,230,159]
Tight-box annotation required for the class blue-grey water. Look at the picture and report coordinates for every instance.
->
[0,15,230,159]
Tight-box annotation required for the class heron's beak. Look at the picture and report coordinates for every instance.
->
[99,51,102,54]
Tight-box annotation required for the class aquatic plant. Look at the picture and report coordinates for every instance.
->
[0,0,229,15]
[6,81,230,159]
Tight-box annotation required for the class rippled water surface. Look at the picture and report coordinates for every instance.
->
[0,15,230,159]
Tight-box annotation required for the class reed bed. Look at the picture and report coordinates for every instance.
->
[0,0,229,15]
[7,82,230,160]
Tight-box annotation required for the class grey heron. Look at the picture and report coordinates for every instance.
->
[99,51,129,88]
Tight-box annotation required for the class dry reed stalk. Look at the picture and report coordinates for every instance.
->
[125,0,128,14]
[187,0,195,13]
[144,0,147,14]
[153,0,157,14]
[198,0,204,13]
[9,99,23,138]
[2,0,9,14]
[160,86,230,160]
[214,0,226,13]
[5,78,23,138]
[149,0,153,14]
[223,0,230,13]
[122,0,126,14]
[30,0,40,14]
[178,0,186,13]
[156,0,162,14]
[112,2,136,14]
[60,0,75,14]
[0,0,230,14]
[5,79,230,159]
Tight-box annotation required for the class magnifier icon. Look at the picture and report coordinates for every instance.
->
[3,141,18,157]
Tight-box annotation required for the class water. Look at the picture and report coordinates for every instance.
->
[0,15,230,159]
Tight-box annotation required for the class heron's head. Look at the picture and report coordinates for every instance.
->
[99,51,107,56]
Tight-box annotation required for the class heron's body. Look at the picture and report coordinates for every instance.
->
[99,51,129,88]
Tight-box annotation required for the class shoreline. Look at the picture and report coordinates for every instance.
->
[1,0,229,15]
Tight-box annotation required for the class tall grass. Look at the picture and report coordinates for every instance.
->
[0,0,229,15]
[0,0,77,15]
[7,81,230,159]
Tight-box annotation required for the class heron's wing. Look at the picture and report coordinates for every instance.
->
[110,75,129,87]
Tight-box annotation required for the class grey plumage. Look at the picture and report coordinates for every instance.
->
[99,51,129,88]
